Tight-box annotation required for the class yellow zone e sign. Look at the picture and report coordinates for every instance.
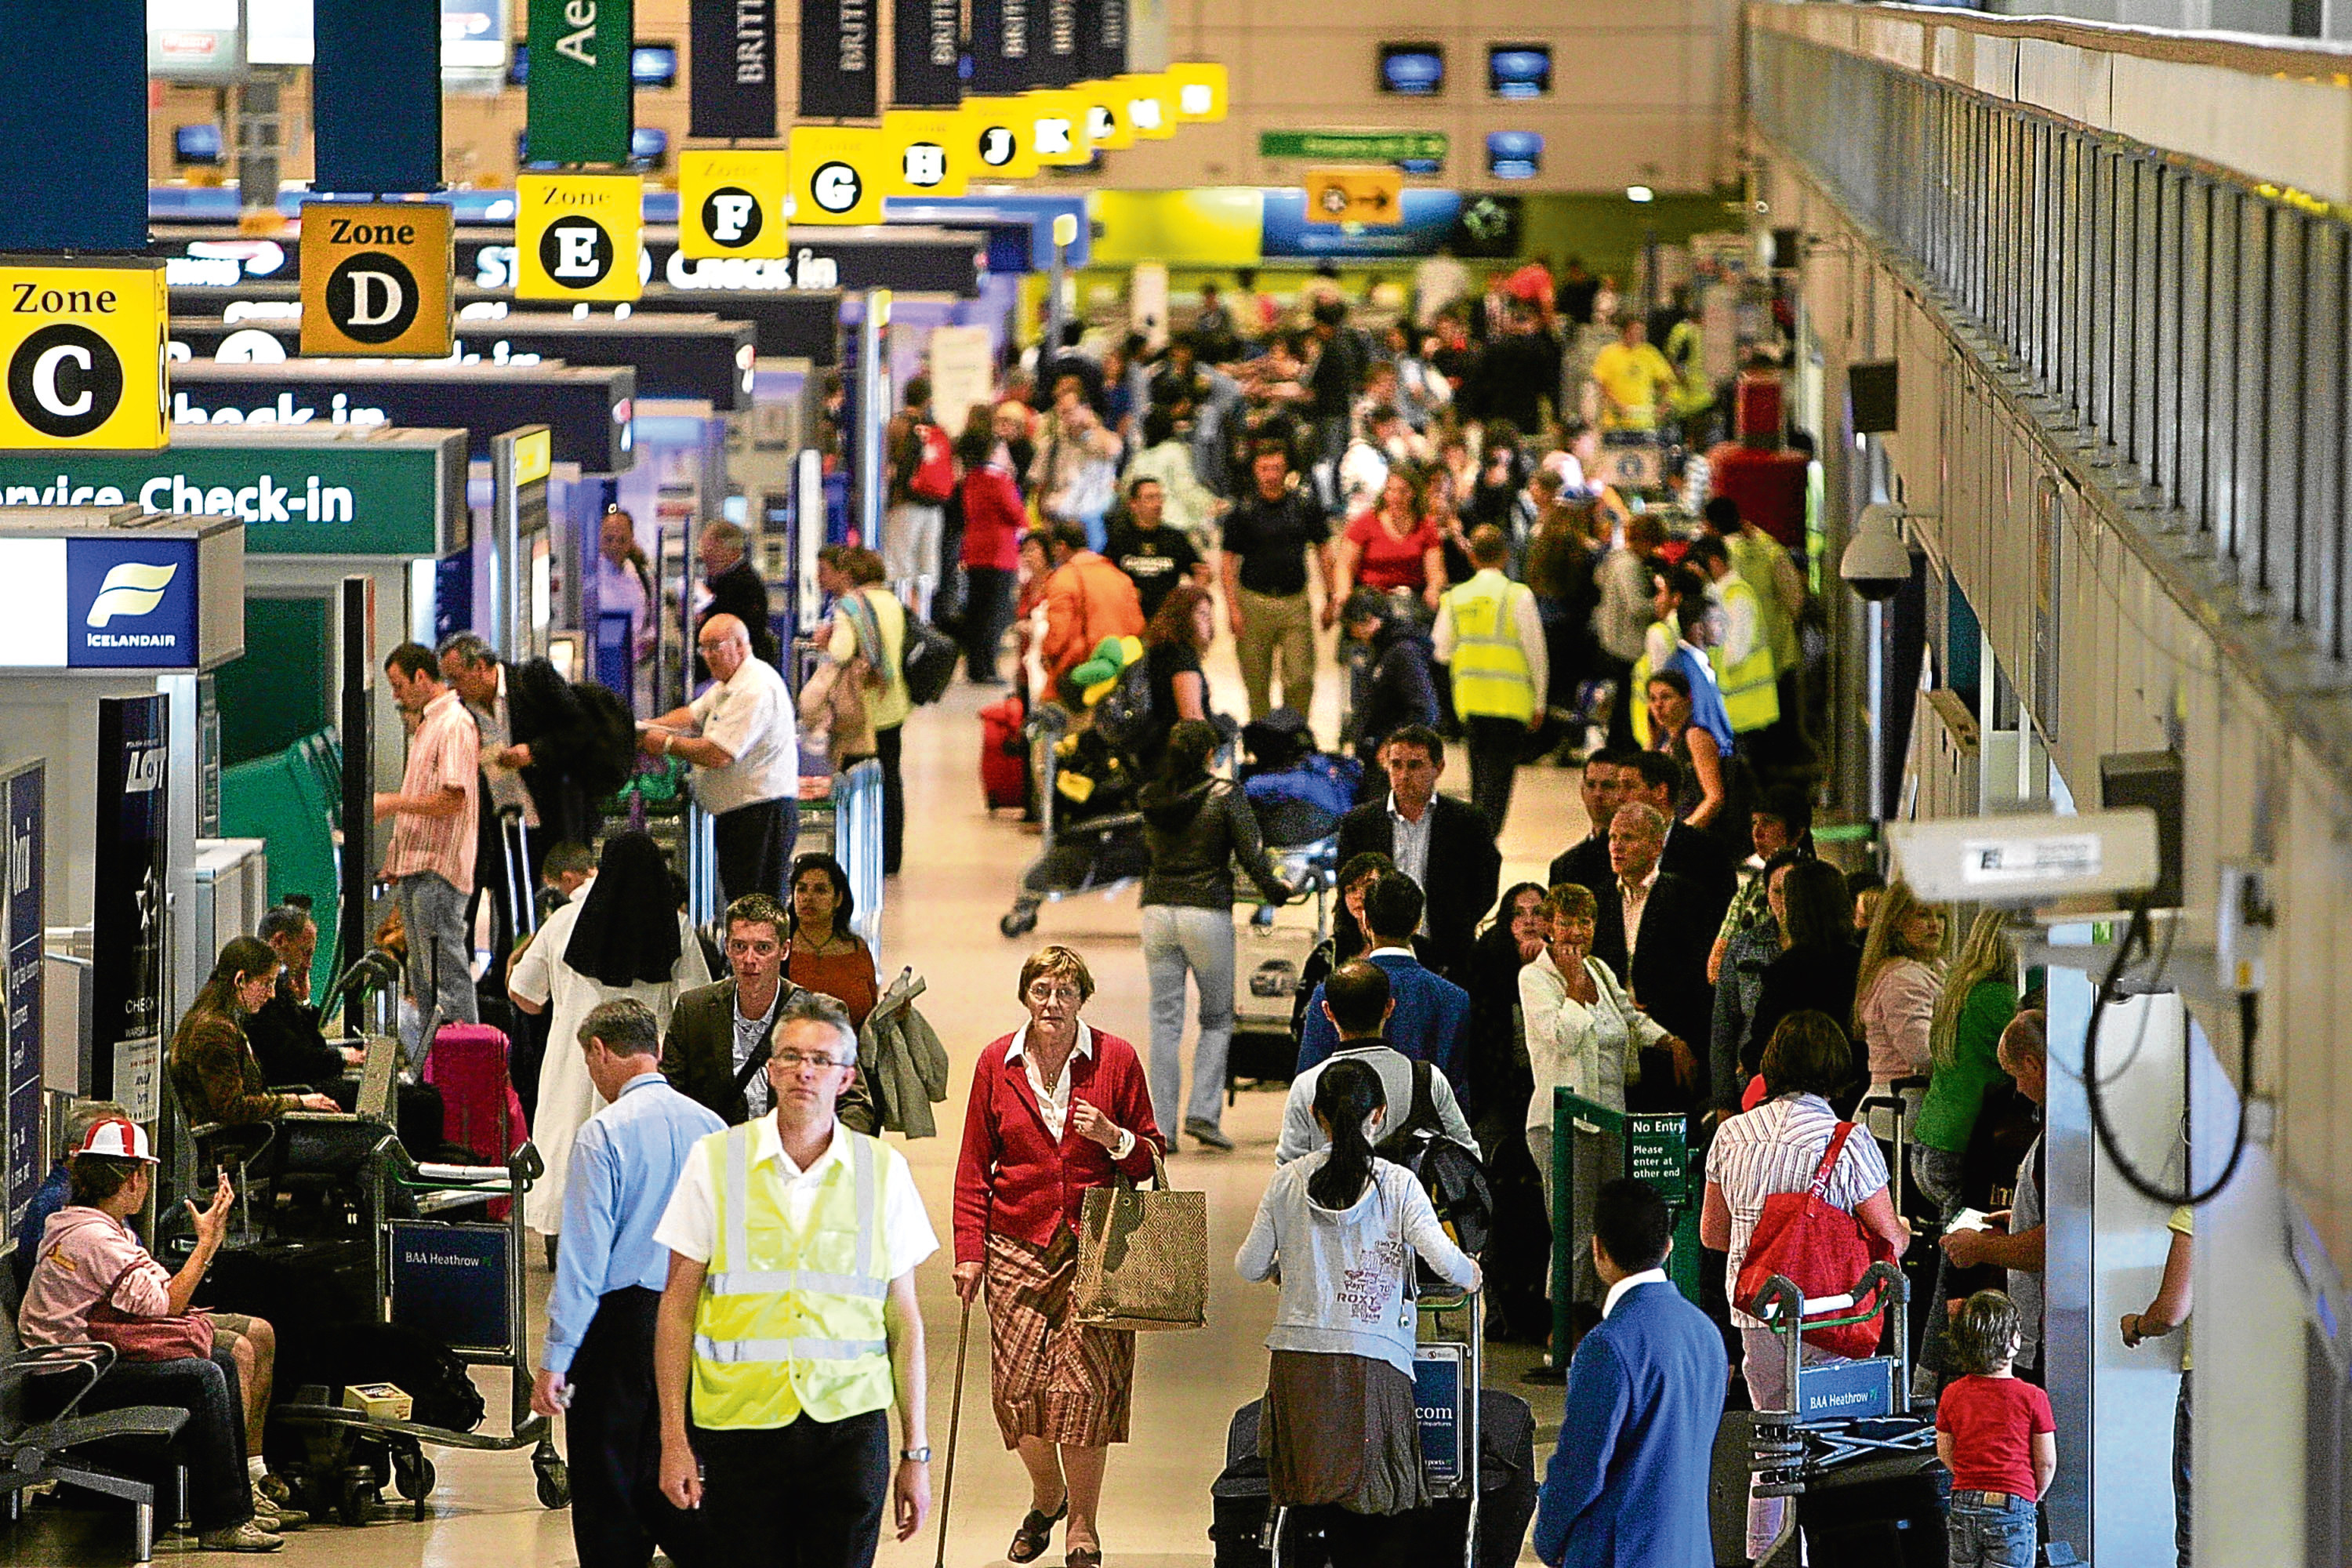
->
[517,173,644,302]
[0,258,168,451]
[298,201,454,357]
[1305,168,1403,225]
[679,150,791,260]
[787,126,889,226]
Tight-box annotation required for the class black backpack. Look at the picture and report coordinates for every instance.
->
[1374,1059,1495,1261]
[901,617,960,706]
[1091,657,1156,756]
[568,679,640,800]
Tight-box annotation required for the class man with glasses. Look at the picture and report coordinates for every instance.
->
[661,894,877,1133]
[654,991,937,1566]
[641,613,797,905]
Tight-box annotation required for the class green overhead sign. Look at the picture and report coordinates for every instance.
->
[1258,129,1449,162]
[0,430,468,558]
[525,0,636,165]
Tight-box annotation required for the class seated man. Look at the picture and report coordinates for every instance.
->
[245,902,358,1092]
[1295,873,1473,1103]
[1278,960,1475,1165]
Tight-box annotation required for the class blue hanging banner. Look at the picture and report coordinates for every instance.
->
[0,0,146,251]
[313,0,444,194]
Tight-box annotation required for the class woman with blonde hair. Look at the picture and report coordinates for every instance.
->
[1853,879,1948,1094]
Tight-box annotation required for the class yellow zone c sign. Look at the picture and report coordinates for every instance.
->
[0,258,169,451]
[1305,168,1404,225]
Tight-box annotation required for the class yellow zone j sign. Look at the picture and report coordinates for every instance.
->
[1305,168,1403,225]
[0,258,168,451]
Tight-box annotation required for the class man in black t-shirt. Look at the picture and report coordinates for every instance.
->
[1105,476,1208,622]
[1219,444,1334,720]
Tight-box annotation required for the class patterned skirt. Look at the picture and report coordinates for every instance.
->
[1260,1350,1428,1515]
[983,1229,1136,1448]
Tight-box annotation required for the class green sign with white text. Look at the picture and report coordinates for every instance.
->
[525,0,636,165]
[1258,129,1448,163]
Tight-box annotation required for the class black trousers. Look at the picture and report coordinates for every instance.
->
[713,797,795,904]
[875,724,904,876]
[691,1407,889,1568]
[960,565,1016,684]
[1462,714,1526,836]
[568,1287,700,1568]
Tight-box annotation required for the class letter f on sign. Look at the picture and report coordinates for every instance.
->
[711,194,756,241]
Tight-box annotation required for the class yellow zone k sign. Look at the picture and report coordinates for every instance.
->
[680,150,791,260]
[517,173,645,302]
[298,201,454,357]
[1305,168,1403,225]
[0,258,168,451]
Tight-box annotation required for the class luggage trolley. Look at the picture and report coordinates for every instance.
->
[999,702,1158,938]
[270,1138,569,1525]
[1746,1265,1938,1504]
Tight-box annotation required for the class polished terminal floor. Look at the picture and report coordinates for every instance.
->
[17,627,1583,1567]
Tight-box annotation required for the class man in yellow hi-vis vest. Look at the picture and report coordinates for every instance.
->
[1683,535,1780,739]
[654,991,937,1566]
[1433,524,1549,834]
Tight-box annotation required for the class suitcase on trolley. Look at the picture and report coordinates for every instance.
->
[423,1023,528,1218]
[981,696,1028,811]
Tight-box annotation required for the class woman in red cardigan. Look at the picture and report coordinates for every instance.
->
[953,945,1163,1568]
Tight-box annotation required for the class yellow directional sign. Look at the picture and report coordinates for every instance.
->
[1078,88,1135,151]
[0,258,168,451]
[1022,89,1095,166]
[516,173,644,303]
[883,111,971,198]
[1305,168,1405,225]
[1165,61,1229,122]
[298,201,453,357]
[960,97,1042,180]
[1116,74,1176,140]
[679,150,792,260]
[786,126,889,226]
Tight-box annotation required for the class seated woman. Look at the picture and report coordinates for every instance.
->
[785,851,880,1029]
[19,1118,299,1548]
[169,936,339,1130]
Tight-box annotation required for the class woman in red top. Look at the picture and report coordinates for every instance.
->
[1334,466,1446,615]
[952,946,1163,1568]
[782,851,879,1027]
[956,408,1028,686]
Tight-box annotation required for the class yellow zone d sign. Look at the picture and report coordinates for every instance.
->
[0,258,168,451]
[298,201,454,357]
[516,173,644,302]
[1305,168,1403,225]
[787,127,889,226]
[680,150,791,260]
[960,97,1042,180]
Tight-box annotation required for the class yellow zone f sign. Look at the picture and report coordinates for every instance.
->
[1305,169,1403,225]
[0,258,169,451]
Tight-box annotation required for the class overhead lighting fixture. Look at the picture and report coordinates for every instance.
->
[1625,183,1655,204]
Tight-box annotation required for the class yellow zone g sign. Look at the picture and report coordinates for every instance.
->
[960,97,1042,180]
[1305,168,1404,225]
[1165,61,1228,122]
[883,111,971,198]
[680,150,792,260]
[0,258,168,451]
[517,173,644,302]
[787,127,888,226]
[298,201,454,357]
[1021,89,1094,166]
[1116,74,1175,140]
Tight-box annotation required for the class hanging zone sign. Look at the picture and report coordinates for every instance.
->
[1021,89,1094,166]
[679,150,792,260]
[1165,61,1227,122]
[297,201,454,357]
[960,97,1043,179]
[0,260,169,452]
[786,127,888,226]
[1116,73,1174,140]
[883,111,971,197]
[516,173,644,302]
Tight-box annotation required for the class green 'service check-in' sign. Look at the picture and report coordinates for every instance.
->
[1258,129,1448,163]
[527,0,637,165]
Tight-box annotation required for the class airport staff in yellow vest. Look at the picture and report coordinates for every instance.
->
[1433,524,1549,835]
[1683,535,1780,738]
[653,991,937,1567]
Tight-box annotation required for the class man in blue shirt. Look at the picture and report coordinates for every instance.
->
[11,1099,124,1295]
[1295,874,1472,1104]
[533,998,724,1568]
[1534,1179,1727,1568]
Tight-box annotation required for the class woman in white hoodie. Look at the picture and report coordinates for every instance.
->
[1236,1059,1480,1567]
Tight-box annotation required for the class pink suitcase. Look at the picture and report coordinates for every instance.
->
[423,1023,530,1218]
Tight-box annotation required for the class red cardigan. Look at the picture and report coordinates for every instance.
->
[953,1027,1165,1265]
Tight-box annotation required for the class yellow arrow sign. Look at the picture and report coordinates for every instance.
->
[1305,168,1404,225]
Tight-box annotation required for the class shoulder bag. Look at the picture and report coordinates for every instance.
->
[1071,1149,1207,1332]
[1733,1120,1896,1358]
[85,1265,216,1362]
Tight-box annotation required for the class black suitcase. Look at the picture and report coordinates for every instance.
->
[1790,1451,1947,1568]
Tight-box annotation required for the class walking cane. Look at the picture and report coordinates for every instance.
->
[935,1296,974,1568]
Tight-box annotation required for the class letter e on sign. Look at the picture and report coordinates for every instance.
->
[515,174,645,302]
[0,260,168,451]
[679,150,792,260]
[299,201,455,357]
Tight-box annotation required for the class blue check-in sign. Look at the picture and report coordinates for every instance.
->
[67,537,199,668]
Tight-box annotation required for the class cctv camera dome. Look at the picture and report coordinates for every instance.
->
[1841,506,1914,602]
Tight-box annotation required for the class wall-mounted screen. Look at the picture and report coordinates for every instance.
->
[175,124,226,165]
[632,126,670,164]
[1379,44,1445,96]
[1485,131,1543,180]
[1489,45,1552,98]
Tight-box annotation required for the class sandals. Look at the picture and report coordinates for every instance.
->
[1007,1499,1069,1564]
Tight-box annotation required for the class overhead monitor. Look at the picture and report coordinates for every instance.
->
[1485,131,1543,180]
[631,126,670,165]
[1378,44,1445,96]
[175,124,226,166]
[1489,45,1552,99]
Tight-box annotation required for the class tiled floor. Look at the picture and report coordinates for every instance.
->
[13,622,1582,1567]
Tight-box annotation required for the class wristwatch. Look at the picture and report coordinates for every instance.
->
[900,1446,931,1463]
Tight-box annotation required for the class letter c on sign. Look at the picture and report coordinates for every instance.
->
[8,324,124,439]
[33,344,93,417]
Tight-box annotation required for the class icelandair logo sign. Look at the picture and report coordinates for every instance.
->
[0,537,201,669]
[85,562,179,629]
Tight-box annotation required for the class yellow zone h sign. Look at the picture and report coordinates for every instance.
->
[1305,168,1403,225]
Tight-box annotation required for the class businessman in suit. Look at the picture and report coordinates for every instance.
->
[1295,873,1474,1103]
[1534,1178,1727,1568]
[1579,803,1708,1109]
[1622,748,1737,927]
[659,893,875,1131]
[1547,748,1640,893]
[694,521,779,677]
[1334,724,1501,978]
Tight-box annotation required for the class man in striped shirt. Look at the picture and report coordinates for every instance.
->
[376,641,481,1047]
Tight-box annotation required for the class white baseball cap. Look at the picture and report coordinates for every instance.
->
[72,1117,156,1163]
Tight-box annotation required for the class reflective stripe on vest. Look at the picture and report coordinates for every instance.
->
[1709,576,1780,734]
[1444,574,1537,723]
[691,1122,895,1429]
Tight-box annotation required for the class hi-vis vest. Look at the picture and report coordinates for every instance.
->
[1629,616,1675,749]
[691,1121,895,1430]
[1444,571,1537,724]
[1708,574,1781,734]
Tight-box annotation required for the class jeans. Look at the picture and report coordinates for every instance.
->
[83,1356,253,1532]
[1911,1142,1969,1390]
[960,565,1017,683]
[1141,902,1236,1134]
[1461,714,1526,835]
[1946,1489,2038,1568]
[568,1287,701,1568]
[692,1408,889,1567]
[1234,586,1316,721]
[394,871,477,1051]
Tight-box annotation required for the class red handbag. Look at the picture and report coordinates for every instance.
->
[85,1294,216,1363]
[1733,1121,1896,1359]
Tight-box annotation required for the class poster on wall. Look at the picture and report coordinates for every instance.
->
[93,698,167,1123]
[3,760,44,1245]
[925,325,995,429]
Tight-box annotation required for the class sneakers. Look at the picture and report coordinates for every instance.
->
[1184,1117,1235,1152]
[197,1521,285,1553]
[252,1486,309,1530]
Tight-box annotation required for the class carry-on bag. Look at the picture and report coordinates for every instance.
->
[1733,1121,1896,1357]
[1071,1149,1207,1331]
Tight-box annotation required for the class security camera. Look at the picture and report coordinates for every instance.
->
[1840,503,1916,602]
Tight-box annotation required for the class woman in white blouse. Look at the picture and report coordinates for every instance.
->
[510,832,710,1236]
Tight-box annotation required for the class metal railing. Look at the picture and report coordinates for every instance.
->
[1749,25,2352,663]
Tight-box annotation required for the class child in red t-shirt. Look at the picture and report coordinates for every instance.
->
[1936,1290,2058,1566]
